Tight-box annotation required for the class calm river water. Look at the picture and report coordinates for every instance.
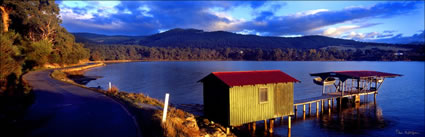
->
[85,61,424,136]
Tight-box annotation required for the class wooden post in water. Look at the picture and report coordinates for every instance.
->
[331,98,334,108]
[342,81,345,96]
[328,99,331,108]
[288,116,291,129]
[375,77,378,91]
[355,95,360,103]
[269,119,274,133]
[288,129,291,137]
[288,116,291,137]
[374,92,377,104]
[339,97,342,112]
[328,99,332,114]
[281,116,284,123]
[321,100,324,113]
[264,119,268,131]
[303,104,306,120]
[316,101,319,116]
[252,122,256,132]
[308,103,311,115]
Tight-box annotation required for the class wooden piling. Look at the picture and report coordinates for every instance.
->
[294,105,298,112]
[288,116,291,137]
[308,103,311,114]
[328,99,331,107]
[269,119,274,133]
[288,116,291,129]
[281,116,284,124]
[355,95,360,103]
[328,105,331,114]
[288,129,291,137]
[264,119,268,131]
[303,104,306,112]
[316,101,319,116]
[252,122,256,132]
[226,127,230,135]
[374,93,377,104]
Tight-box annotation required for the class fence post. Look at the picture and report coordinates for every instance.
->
[109,82,111,91]
[162,93,170,123]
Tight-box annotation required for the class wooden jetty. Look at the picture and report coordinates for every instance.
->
[293,70,401,117]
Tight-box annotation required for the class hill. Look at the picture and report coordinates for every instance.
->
[73,28,414,50]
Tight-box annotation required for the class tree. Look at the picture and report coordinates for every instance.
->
[25,40,52,67]
[90,50,104,61]
[0,32,22,80]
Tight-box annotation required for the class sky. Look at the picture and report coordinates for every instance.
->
[57,1,425,43]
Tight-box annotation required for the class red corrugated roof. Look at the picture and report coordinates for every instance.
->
[210,70,300,87]
[333,70,401,78]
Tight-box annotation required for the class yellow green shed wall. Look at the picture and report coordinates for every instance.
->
[229,82,293,126]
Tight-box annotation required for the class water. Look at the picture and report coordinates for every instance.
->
[85,61,424,136]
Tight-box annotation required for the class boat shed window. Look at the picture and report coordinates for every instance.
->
[259,87,268,103]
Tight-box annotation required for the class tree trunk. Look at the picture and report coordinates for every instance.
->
[0,6,10,33]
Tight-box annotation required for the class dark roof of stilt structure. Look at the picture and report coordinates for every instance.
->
[310,70,402,79]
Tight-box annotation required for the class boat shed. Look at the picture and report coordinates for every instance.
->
[199,70,299,126]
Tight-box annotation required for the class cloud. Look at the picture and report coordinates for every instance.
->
[294,9,329,17]
[60,1,248,35]
[58,1,422,37]
[366,30,425,44]
[341,29,400,41]
[323,25,362,37]
[240,2,421,36]
[322,23,380,38]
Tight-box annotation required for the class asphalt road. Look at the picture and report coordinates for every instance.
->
[22,70,141,137]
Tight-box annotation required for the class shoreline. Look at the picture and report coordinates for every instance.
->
[92,59,425,63]
[50,63,234,137]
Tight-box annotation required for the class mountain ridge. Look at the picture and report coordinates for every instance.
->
[73,28,416,49]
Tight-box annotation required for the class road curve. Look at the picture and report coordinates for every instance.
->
[23,69,141,137]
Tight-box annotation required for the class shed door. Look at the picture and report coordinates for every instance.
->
[274,83,293,116]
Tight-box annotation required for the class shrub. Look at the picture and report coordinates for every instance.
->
[108,85,119,94]
[51,70,67,81]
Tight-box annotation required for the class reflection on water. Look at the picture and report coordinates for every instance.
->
[235,98,390,137]
[84,61,424,136]
[317,101,388,133]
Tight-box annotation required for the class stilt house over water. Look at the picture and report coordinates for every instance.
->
[199,70,300,126]
[310,70,402,96]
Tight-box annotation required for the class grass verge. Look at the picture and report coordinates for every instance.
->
[50,67,234,137]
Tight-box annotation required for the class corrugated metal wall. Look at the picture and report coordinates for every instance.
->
[229,83,293,126]
[274,83,294,116]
